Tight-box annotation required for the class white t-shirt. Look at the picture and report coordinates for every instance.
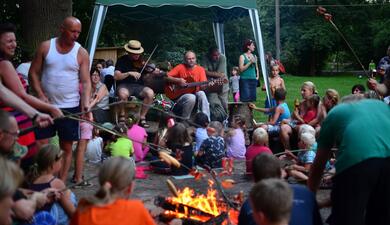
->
[85,137,103,164]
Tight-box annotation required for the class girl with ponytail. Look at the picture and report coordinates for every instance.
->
[27,144,76,224]
[70,157,156,225]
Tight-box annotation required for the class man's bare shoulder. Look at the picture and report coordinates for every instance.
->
[77,46,89,58]
[38,40,51,51]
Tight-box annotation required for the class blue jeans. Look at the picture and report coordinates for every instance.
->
[239,79,257,102]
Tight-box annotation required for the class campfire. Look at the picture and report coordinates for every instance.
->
[155,180,240,225]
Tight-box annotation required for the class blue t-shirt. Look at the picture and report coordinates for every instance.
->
[195,128,208,152]
[297,150,316,164]
[276,102,291,124]
[238,184,323,225]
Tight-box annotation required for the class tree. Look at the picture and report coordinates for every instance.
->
[20,0,72,57]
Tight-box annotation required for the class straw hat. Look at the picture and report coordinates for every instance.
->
[124,40,144,54]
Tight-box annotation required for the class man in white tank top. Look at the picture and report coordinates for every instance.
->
[29,16,91,182]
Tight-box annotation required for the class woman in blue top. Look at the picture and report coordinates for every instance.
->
[238,39,259,102]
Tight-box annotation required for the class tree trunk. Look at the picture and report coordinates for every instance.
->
[20,0,72,57]
[309,48,316,76]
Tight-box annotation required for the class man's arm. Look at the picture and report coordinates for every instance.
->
[29,41,50,102]
[114,70,141,81]
[78,48,91,112]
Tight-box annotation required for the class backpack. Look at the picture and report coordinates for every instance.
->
[275,60,286,74]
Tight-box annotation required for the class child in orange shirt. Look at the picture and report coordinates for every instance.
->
[70,157,156,225]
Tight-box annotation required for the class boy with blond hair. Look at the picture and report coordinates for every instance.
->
[245,128,272,174]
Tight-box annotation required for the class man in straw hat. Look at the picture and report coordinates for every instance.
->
[114,40,154,128]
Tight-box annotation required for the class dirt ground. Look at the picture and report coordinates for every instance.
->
[69,159,331,224]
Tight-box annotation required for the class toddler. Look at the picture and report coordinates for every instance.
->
[85,128,103,164]
[196,121,225,168]
[193,112,209,153]
[245,128,272,174]
[229,66,240,102]
[285,132,316,181]
[226,115,247,159]
[126,114,149,162]
[106,124,134,159]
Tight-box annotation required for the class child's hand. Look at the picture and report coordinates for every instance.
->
[248,103,256,109]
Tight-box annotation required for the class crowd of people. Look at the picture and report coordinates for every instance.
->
[1,14,390,225]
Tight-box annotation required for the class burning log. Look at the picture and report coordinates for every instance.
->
[155,196,216,218]
[156,195,229,225]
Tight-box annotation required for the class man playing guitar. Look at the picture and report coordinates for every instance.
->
[165,51,210,120]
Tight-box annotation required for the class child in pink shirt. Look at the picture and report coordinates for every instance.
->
[245,128,272,174]
[126,114,149,162]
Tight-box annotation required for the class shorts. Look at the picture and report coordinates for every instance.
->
[117,83,146,100]
[80,122,93,140]
[34,106,80,141]
[268,124,281,135]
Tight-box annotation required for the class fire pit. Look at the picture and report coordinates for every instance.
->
[155,180,240,225]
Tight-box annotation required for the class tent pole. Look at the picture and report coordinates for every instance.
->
[249,9,271,106]
[86,4,107,68]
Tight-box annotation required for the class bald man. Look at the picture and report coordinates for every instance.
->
[166,51,210,120]
[30,16,91,181]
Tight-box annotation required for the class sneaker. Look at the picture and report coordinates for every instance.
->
[72,180,93,189]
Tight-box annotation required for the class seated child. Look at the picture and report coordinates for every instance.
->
[225,115,246,159]
[165,122,194,175]
[250,179,293,225]
[85,128,103,164]
[302,94,320,125]
[27,144,76,224]
[70,157,156,225]
[193,112,209,153]
[106,124,134,159]
[245,128,273,174]
[284,132,316,181]
[196,121,225,168]
[250,88,290,135]
[126,114,149,162]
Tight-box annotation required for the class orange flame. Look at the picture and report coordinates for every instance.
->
[163,180,238,224]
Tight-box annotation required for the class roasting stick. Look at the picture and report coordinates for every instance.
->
[166,179,179,197]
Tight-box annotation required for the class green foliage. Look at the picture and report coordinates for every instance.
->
[1,0,389,74]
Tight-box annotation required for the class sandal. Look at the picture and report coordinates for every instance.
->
[139,119,150,128]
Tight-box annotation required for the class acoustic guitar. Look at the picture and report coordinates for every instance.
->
[206,76,225,94]
[165,78,227,100]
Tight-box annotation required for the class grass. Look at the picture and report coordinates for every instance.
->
[250,74,367,122]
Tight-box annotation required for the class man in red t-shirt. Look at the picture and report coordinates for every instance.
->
[165,51,210,120]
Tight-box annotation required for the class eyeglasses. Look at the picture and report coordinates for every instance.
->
[2,129,20,138]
